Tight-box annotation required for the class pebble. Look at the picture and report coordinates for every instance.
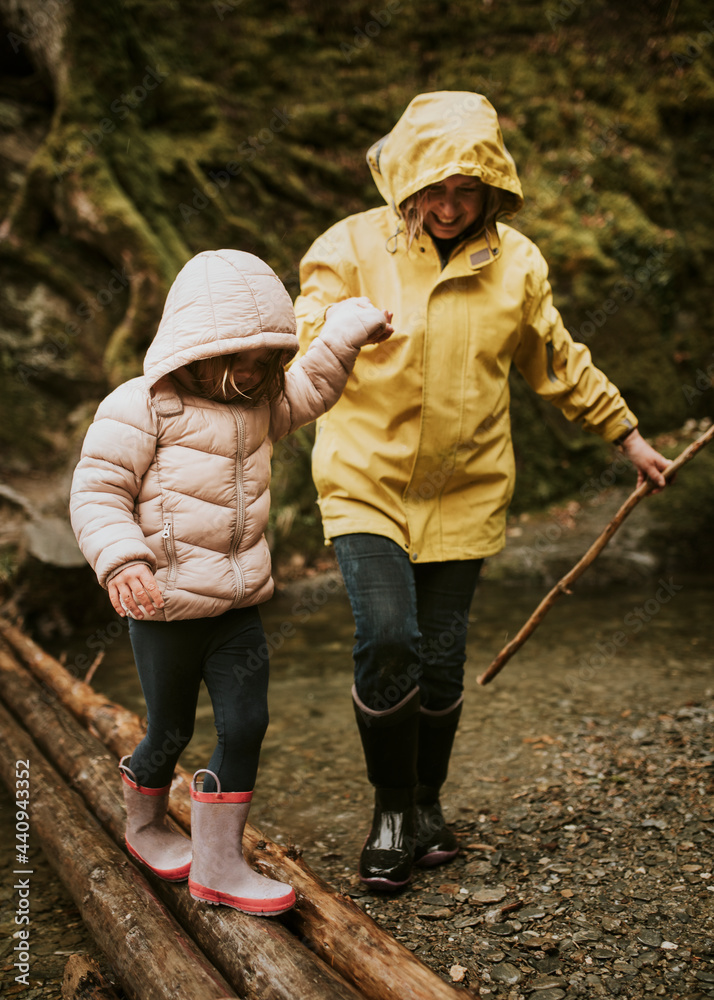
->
[470,885,508,904]
[530,975,563,989]
[638,929,663,947]
[490,961,522,984]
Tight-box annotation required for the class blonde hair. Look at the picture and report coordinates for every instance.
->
[400,183,512,250]
[186,350,286,406]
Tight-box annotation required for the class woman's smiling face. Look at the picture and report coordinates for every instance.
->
[421,174,486,240]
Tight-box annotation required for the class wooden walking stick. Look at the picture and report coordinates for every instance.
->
[478,422,714,687]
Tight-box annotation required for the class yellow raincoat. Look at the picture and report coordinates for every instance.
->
[294,92,637,563]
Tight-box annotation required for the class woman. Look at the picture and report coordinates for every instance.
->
[294,92,669,891]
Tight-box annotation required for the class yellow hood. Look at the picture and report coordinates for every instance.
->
[366,91,524,217]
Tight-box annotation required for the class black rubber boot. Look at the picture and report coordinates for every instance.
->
[414,698,463,867]
[352,685,419,891]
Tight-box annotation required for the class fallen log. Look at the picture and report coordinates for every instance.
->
[61,955,122,1000]
[0,620,477,1000]
[0,640,364,1000]
[0,701,237,1000]
[478,422,714,686]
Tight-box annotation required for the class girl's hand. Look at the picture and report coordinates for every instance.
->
[324,297,394,347]
[108,565,165,619]
[618,429,672,493]
[366,308,394,344]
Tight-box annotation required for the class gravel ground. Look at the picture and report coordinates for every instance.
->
[317,699,714,999]
[3,691,710,999]
[1,485,712,999]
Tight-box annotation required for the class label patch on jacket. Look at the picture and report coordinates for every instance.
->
[469,248,491,267]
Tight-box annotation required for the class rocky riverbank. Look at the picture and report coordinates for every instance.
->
[1,423,712,998]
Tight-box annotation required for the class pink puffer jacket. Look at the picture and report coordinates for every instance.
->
[70,250,364,621]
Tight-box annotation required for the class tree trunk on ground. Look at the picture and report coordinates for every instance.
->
[0,620,477,1000]
[61,955,123,1000]
[0,701,237,1000]
[0,640,366,1000]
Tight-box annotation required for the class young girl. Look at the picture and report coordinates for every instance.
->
[70,249,391,914]
[294,91,670,891]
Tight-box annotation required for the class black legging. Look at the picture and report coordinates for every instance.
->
[127,607,269,792]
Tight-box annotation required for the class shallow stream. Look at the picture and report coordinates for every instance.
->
[76,573,713,877]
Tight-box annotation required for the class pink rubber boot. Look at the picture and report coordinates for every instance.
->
[119,757,192,881]
[188,769,295,916]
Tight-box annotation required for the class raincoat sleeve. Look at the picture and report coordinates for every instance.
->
[294,227,356,352]
[69,383,159,588]
[513,254,638,443]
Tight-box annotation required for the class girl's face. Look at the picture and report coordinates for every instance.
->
[227,348,271,391]
[186,348,279,403]
[421,174,486,240]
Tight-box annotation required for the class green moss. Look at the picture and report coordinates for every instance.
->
[0,356,68,471]
[2,0,714,569]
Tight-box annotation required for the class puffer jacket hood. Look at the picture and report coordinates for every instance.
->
[366,91,524,218]
[143,249,299,389]
[70,253,386,620]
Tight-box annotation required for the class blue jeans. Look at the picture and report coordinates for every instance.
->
[127,607,269,792]
[332,534,482,713]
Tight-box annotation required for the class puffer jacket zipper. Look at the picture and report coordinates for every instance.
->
[161,514,177,585]
[231,408,246,602]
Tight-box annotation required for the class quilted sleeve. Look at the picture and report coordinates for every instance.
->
[69,381,160,588]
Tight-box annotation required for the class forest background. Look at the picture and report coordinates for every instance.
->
[0,0,712,629]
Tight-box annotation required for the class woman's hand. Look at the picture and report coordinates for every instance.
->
[618,429,672,493]
[108,565,165,619]
[325,297,394,347]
